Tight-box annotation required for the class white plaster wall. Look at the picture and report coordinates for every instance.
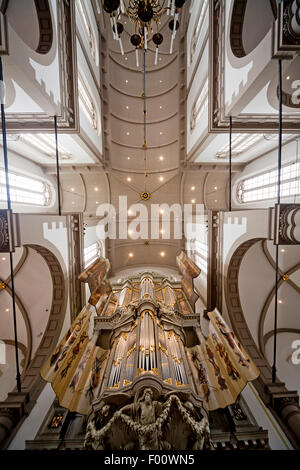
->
[221,210,295,449]
[6,214,72,449]
[5,0,61,116]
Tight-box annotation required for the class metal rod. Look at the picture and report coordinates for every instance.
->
[54,115,62,216]
[9,252,22,392]
[143,48,147,191]
[272,59,283,384]
[0,57,21,392]
[229,115,232,211]
[0,58,11,210]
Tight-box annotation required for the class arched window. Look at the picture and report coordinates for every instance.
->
[237,161,300,203]
[190,78,208,131]
[78,74,99,132]
[76,0,97,64]
[0,170,52,206]
[190,0,209,64]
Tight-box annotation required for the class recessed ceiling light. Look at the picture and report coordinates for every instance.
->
[159,80,163,83]
[128,229,133,235]
[160,132,163,135]
[125,57,128,61]
[214,186,218,190]
[125,80,128,83]
[1,257,6,261]
[159,176,164,182]
[96,201,99,204]
[159,57,162,61]
[214,200,218,203]
[191,186,195,191]
[278,300,283,304]
[281,249,286,253]
[159,156,164,161]
[5,308,9,312]
[70,188,75,192]
[286,76,290,80]
[127,177,132,182]
[160,229,165,234]
[94,187,99,192]
[128,209,133,216]
[129,252,134,258]
[127,156,131,160]
[191,199,196,204]
[160,209,164,215]
[160,106,163,109]
[160,252,165,257]
[126,106,129,109]
[126,132,130,136]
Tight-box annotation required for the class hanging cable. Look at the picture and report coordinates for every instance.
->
[54,115,62,216]
[272,59,283,384]
[229,115,232,211]
[0,57,21,392]
[143,48,148,191]
[294,138,299,204]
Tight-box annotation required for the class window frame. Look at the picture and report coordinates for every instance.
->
[237,161,300,204]
[190,77,208,131]
[84,242,101,268]
[78,74,99,133]
[190,0,209,64]
[0,169,52,207]
[76,0,97,64]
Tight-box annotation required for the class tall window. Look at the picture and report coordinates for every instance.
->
[190,0,209,63]
[189,239,208,274]
[190,78,208,131]
[76,0,97,63]
[78,75,98,132]
[237,161,300,203]
[0,170,52,206]
[84,242,100,268]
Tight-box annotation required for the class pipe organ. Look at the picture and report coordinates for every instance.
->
[98,274,194,391]
[40,269,261,450]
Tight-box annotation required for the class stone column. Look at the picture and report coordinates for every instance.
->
[0,392,29,449]
[273,394,300,446]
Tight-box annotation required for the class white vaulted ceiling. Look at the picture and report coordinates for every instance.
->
[106,15,181,173]
[103,10,186,272]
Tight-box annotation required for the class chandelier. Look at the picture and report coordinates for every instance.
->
[102,0,186,65]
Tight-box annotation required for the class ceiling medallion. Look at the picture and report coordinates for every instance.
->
[282,274,289,281]
[140,191,151,201]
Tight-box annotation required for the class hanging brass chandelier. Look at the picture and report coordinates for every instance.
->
[102,0,186,64]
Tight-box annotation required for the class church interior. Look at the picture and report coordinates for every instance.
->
[0,0,300,452]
